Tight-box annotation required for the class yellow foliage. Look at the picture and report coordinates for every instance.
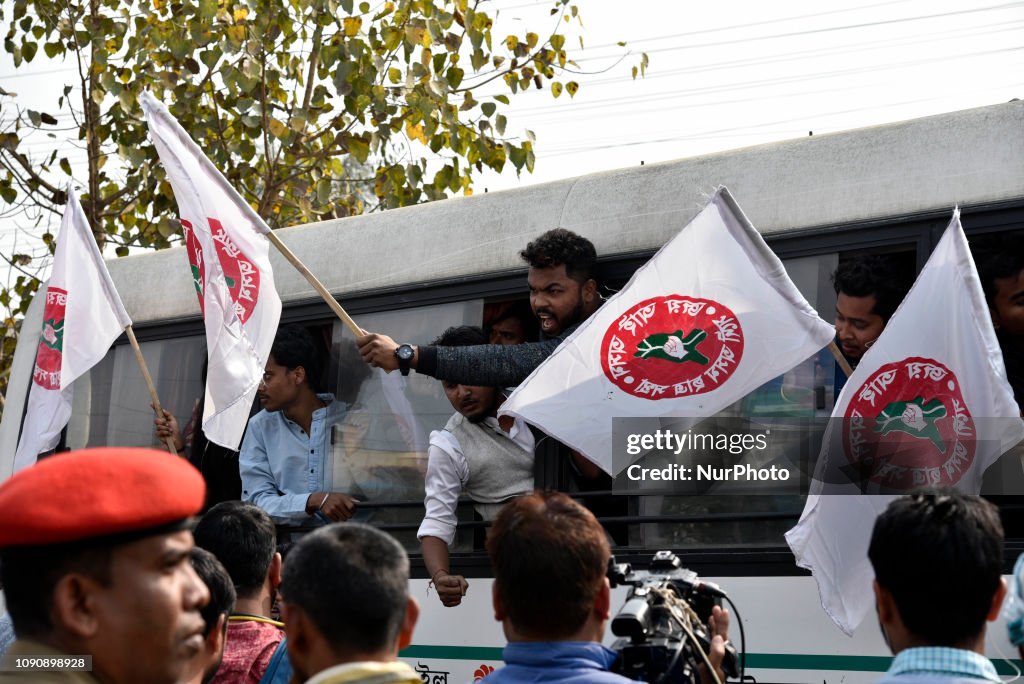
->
[343,16,362,37]
[233,7,249,21]
[405,120,428,144]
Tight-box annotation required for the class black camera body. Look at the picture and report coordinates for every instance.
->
[608,551,738,683]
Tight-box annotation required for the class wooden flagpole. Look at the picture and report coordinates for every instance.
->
[827,340,854,378]
[124,325,179,455]
[265,231,361,336]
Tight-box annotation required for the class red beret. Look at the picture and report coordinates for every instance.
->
[0,447,205,547]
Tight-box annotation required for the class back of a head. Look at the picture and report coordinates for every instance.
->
[431,325,488,347]
[869,487,1003,646]
[271,324,323,391]
[520,228,597,283]
[487,492,610,639]
[831,255,911,322]
[281,523,409,657]
[191,547,236,638]
[194,501,276,600]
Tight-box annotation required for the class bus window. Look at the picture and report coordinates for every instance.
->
[327,299,483,550]
[67,334,207,450]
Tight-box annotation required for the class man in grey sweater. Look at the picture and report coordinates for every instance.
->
[356,228,601,387]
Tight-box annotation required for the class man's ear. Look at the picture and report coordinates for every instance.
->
[281,603,308,655]
[209,613,228,657]
[873,580,894,625]
[51,573,102,640]
[582,278,598,305]
[594,578,611,621]
[292,365,307,386]
[988,577,1009,621]
[268,552,283,589]
[397,597,419,651]
[492,582,505,622]
[991,307,1002,330]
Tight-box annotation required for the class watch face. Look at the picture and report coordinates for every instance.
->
[397,345,414,361]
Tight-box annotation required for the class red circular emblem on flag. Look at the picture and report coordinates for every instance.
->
[33,287,68,390]
[600,295,744,400]
[843,357,975,489]
[181,219,206,316]
[182,217,261,324]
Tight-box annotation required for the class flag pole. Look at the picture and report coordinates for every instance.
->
[827,340,854,378]
[264,230,361,336]
[124,325,178,455]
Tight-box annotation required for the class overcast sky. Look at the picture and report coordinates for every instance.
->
[1,0,1021,275]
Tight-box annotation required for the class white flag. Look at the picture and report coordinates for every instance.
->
[141,92,282,450]
[501,187,835,474]
[14,187,131,471]
[786,209,1024,635]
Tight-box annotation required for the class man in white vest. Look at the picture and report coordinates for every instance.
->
[417,326,536,608]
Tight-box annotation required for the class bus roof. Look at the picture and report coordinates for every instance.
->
[110,100,1024,325]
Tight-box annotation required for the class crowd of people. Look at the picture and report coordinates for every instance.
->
[0,225,1021,683]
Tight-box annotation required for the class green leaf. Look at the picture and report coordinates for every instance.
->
[481,102,496,117]
[268,118,288,139]
[21,41,36,62]
[347,137,369,163]
[551,81,562,98]
[495,114,506,136]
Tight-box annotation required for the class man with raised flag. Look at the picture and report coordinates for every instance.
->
[785,209,1024,636]
[14,186,132,473]
[141,91,281,451]
[498,187,836,475]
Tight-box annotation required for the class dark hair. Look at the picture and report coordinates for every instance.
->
[520,228,597,283]
[831,256,911,322]
[489,300,540,343]
[271,324,323,392]
[0,543,114,638]
[194,501,277,600]
[868,487,1003,646]
[190,547,236,638]
[486,492,610,638]
[977,244,1024,306]
[280,523,409,656]
[431,325,488,347]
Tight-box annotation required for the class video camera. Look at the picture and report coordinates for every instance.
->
[609,551,740,683]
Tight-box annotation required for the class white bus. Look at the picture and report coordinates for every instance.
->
[2,100,1022,683]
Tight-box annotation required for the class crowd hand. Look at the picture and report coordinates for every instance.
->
[318,493,358,522]
[433,572,468,607]
[151,404,183,452]
[356,332,400,372]
[697,605,731,684]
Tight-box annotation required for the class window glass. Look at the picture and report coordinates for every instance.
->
[328,300,483,550]
[67,335,206,450]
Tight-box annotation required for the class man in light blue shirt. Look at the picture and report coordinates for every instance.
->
[241,325,360,525]
[871,489,1006,684]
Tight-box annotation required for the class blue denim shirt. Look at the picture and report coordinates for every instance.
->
[240,394,347,524]
[482,641,637,683]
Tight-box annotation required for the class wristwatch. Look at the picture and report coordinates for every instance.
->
[395,344,415,376]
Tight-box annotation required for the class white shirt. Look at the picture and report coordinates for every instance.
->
[417,415,535,545]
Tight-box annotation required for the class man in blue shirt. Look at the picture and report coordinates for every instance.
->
[482,492,730,684]
[241,325,359,525]
[871,489,1006,684]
